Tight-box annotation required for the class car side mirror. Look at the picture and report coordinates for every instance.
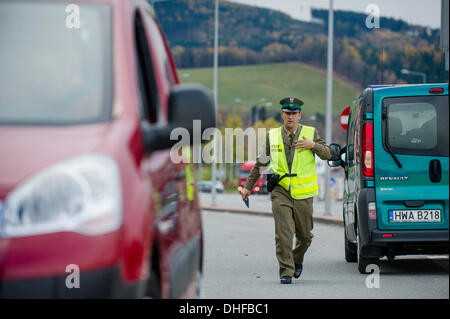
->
[329,143,342,161]
[347,144,355,166]
[142,84,216,153]
[168,83,216,136]
[327,143,345,168]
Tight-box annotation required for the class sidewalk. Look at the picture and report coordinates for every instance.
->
[199,193,344,226]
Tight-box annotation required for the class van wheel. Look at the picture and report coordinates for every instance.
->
[146,248,161,299]
[358,256,379,274]
[357,232,379,274]
[345,232,357,263]
[146,268,161,299]
[195,271,203,299]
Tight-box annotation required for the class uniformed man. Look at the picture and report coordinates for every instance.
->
[240,97,332,284]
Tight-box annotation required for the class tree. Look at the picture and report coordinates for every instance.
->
[258,106,266,122]
[251,106,258,125]
[224,109,244,130]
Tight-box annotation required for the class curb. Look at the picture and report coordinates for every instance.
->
[201,204,344,226]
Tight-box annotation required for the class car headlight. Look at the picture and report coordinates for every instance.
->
[0,153,122,238]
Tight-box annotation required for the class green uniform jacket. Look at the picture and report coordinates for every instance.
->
[244,124,332,199]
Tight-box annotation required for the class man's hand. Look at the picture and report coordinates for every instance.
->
[240,188,251,201]
[295,136,315,152]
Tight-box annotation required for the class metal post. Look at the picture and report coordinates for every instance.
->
[324,0,334,216]
[211,0,219,206]
[446,50,449,72]
[401,69,427,84]
[441,0,449,72]
[380,48,384,84]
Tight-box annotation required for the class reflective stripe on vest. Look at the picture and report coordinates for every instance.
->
[268,126,319,199]
[182,146,195,201]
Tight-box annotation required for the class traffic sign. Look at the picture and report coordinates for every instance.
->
[340,106,350,131]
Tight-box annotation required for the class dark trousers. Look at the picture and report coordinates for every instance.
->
[271,187,314,278]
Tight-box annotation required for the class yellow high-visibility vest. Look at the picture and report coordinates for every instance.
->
[182,146,195,201]
[268,125,319,199]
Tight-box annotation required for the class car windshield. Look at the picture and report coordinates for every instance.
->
[383,95,449,157]
[239,170,250,178]
[0,1,112,125]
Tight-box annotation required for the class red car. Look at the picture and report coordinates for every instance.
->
[237,161,267,194]
[0,0,215,298]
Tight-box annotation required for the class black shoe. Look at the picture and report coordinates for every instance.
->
[294,264,303,278]
[280,276,292,284]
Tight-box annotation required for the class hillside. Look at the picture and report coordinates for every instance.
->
[155,1,439,50]
[155,0,323,50]
[156,0,448,87]
[178,62,360,116]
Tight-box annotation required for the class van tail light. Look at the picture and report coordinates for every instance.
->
[382,234,393,238]
[362,123,374,177]
[368,202,377,219]
[429,88,444,94]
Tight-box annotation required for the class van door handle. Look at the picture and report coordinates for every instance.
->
[429,159,442,183]
[404,200,425,208]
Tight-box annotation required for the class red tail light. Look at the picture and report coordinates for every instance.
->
[368,202,377,219]
[362,123,374,177]
[429,88,444,94]
[382,234,393,238]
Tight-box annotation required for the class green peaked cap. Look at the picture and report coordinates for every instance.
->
[279,97,304,112]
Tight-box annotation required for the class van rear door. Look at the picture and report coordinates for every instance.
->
[374,87,449,231]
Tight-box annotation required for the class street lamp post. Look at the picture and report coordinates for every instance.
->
[401,68,427,84]
[324,0,334,216]
[211,0,219,206]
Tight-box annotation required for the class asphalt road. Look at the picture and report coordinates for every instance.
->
[201,210,449,299]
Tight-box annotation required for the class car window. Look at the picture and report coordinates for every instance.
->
[239,170,250,178]
[0,1,112,125]
[346,101,359,162]
[346,111,352,150]
[135,10,159,123]
[383,95,449,156]
[135,7,176,125]
[143,10,176,86]
[353,105,362,163]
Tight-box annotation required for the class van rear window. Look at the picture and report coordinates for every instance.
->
[383,95,449,157]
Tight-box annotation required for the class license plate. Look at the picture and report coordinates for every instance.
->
[388,209,442,223]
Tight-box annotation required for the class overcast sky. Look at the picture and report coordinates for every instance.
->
[227,0,443,29]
